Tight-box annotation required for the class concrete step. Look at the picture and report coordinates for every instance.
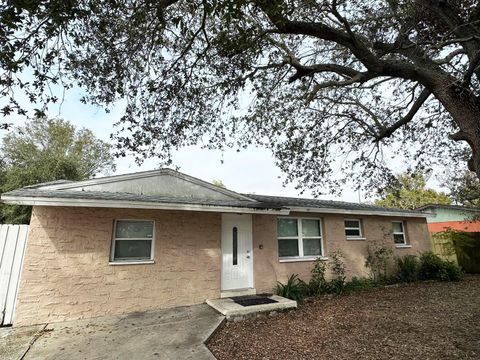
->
[206,295,297,320]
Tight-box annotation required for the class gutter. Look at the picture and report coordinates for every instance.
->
[0,195,290,215]
[288,206,428,218]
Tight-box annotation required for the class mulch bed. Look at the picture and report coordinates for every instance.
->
[208,275,480,359]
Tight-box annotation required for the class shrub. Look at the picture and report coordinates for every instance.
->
[308,257,330,296]
[329,251,346,295]
[418,251,463,281]
[344,277,377,293]
[397,255,419,282]
[274,274,308,301]
[365,243,393,281]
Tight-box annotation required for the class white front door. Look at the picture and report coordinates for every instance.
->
[221,214,253,291]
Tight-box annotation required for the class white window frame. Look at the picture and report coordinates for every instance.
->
[392,221,407,246]
[344,218,364,240]
[277,217,326,262]
[110,219,155,265]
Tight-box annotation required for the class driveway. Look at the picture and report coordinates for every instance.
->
[1,304,224,360]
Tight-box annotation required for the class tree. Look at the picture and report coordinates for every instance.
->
[443,171,480,207]
[212,180,226,188]
[374,172,451,210]
[0,118,116,223]
[1,1,479,194]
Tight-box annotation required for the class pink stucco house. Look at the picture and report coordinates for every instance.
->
[1,169,431,326]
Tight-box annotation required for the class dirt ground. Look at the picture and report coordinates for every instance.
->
[208,275,480,360]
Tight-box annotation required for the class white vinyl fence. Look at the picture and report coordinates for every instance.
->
[0,224,29,326]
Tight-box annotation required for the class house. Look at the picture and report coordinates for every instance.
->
[417,204,480,272]
[1,169,431,326]
[417,204,480,233]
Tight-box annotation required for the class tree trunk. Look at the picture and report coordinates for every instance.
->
[432,80,480,178]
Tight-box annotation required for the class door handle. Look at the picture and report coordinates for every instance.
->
[246,250,251,259]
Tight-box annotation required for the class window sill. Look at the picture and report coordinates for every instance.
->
[109,260,155,266]
[395,244,412,249]
[279,256,328,263]
[346,237,366,241]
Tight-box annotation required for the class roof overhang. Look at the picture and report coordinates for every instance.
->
[1,195,290,215]
[288,206,428,218]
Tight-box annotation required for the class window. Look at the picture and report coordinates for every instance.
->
[344,219,362,239]
[111,220,154,262]
[392,221,406,245]
[277,218,323,259]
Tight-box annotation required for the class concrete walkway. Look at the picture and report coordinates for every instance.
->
[0,304,224,360]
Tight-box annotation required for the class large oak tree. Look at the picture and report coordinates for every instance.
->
[1,0,479,194]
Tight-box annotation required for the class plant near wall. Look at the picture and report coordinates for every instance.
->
[329,251,347,295]
[396,255,420,283]
[418,252,463,281]
[274,274,308,302]
[365,243,393,282]
[308,258,329,296]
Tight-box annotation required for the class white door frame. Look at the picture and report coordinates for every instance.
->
[221,214,253,291]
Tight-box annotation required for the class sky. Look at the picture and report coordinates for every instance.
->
[1,83,448,204]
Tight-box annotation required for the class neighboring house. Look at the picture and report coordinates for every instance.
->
[1,169,431,326]
[417,204,480,233]
[417,204,480,272]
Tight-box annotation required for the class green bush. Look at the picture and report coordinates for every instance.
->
[329,251,346,295]
[344,277,377,292]
[365,243,393,281]
[308,258,330,296]
[397,255,419,282]
[418,251,463,281]
[274,274,308,301]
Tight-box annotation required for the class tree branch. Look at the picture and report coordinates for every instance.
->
[375,87,431,140]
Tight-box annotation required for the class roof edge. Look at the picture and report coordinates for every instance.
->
[37,168,257,202]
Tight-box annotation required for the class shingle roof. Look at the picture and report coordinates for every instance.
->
[3,188,281,210]
[416,204,480,212]
[244,194,426,215]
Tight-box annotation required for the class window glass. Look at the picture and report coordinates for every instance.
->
[344,220,360,228]
[278,239,299,257]
[114,240,152,260]
[232,227,238,266]
[394,234,406,244]
[302,219,320,237]
[392,222,404,233]
[115,220,153,239]
[345,228,361,237]
[277,218,298,237]
[303,238,321,256]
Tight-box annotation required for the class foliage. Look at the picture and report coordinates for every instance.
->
[0,118,116,224]
[212,180,226,188]
[343,277,377,293]
[442,171,480,207]
[274,274,308,302]
[396,255,419,283]
[365,243,393,282]
[1,1,479,194]
[418,252,463,281]
[432,230,480,274]
[329,251,347,295]
[308,257,329,296]
[374,172,451,210]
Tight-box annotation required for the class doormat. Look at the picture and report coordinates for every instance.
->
[231,296,278,307]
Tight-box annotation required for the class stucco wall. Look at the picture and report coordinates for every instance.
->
[14,206,221,326]
[15,206,431,326]
[252,212,431,293]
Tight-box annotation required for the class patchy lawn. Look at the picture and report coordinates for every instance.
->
[208,275,480,360]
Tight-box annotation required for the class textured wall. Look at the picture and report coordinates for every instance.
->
[15,206,431,326]
[252,212,431,293]
[14,206,221,326]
